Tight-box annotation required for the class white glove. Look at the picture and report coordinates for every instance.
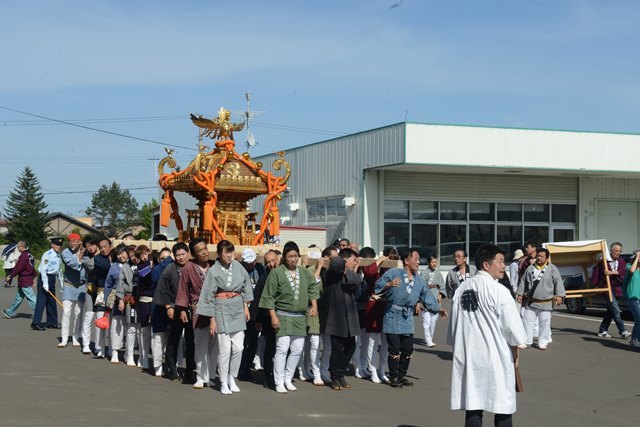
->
[43,282,49,292]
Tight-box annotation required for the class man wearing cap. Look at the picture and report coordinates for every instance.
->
[59,233,87,348]
[30,238,64,330]
[509,249,524,294]
[238,247,266,381]
[2,241,37,320]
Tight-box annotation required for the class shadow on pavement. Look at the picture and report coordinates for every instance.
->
[413,346,453,361]
[582,336,638,352]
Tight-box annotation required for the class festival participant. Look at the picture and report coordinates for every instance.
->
[259,241,319,393]
[59,233,86,348]
[592,242,630,339]
[237,248,265,381]
[375,247,446,388]
[350,247,372,380]
[175,238,212,386]
[197,240,253,394]
[317,246,338,384]
[115,245,139,367]
[2,243,20,287]
[445,249,476,299]
[2,241,37,320]
[254,250,280,388]
[150,247,173,376]
[297,249,324,386]
[420,256,446,348]
[135,245,154,369]
[363,247,397,384]
[624,249,640,348]
[517,247,565,350]
[105,245,127,363]
[154,243,190,380]
[30,238,63,330]
[80,236,99,354]
[91,238,112,357]
[324,248,361,390]
[448,244,527,426]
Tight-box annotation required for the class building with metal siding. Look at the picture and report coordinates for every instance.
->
[250,122,640,264]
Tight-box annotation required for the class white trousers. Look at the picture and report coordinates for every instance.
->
[302,334,321,378]
[420,311,439,346]
[152,331,168,369]
[523,307,552,346]
[350,328,368,369]
[94,311,107,351]
[81,294,94,348]
[274,335,304,386]
[320,334,332,378]
[61,300,82,344]
[217,331,244,382]
[139,325,151,365]
[366,332,388,373]
[110,315,125,351]
[125,323,141,362]
[194,327,218,383]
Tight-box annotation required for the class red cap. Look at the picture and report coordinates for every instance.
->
[67,233,82,241]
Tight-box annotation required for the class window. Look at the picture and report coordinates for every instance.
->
[384,200,409,220]
[440,202,466,221]
[552,204,576,223]
[383,201,576,265]
[497,203,521,222]
[306,196,345,222]
[412,224,437,263]
[469,203,494,221]
[412,201,438,220]
[524,204,549,222]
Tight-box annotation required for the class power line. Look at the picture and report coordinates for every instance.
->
[0,105,197,151]
[0,115,185,126]
[0,185,158,197]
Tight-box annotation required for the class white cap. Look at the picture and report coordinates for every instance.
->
[242,248,257,263]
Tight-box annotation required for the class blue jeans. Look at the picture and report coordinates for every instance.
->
[627,298,640,341]
[599,294,627,334]
[32,274,58,327]
[6,286,37,316]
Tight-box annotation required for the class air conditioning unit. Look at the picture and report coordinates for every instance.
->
[288,203,299,211]
[343,197,356,207]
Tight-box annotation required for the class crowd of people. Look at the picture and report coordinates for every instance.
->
[2,234,639,425]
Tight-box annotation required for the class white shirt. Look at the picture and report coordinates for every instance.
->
[447,271,527,414]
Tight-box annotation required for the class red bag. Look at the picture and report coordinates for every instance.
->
[95,311,110,329]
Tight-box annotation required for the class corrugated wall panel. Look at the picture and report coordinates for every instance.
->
[384,172,577,202]
[251,124,405,246]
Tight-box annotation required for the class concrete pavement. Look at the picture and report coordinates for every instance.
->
[0,286,637,427]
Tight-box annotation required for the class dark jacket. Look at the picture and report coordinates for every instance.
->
[153,263,181,307]
[323,257,361,338]
[10,250,36,288]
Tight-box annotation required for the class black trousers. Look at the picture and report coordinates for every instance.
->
[465,410,512,427]
[32,274,58,327]
[165,314,195,378]
[329,335,356,380]
[238,320,259,377]
[386,333,413,378]
[261,321,276,384]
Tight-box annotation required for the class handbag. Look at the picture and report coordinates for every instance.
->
[95,310,110,329]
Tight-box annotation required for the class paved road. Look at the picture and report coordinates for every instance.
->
[0,287,637,427]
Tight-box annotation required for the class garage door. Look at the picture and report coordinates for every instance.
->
[597,200,639,250]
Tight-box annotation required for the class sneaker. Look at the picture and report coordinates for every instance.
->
[228,375,240,393]
[389,376,403,388]
[220,383,232,395]
[82,346,91,355]
[370,370,381,384]
[275,384,288,394]
[597,331,612,338]
[621,331,632,339]
[426,342,436,348]
[193,380,204,389]
[1,309,12,319]
[284,381,297,391]
[630,339,640,348]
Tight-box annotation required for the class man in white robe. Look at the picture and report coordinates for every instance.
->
[448,244,527,427]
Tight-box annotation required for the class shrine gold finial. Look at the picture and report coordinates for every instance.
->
[190,107,245,140]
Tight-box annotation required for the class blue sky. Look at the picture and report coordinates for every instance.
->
[1,0,639,216]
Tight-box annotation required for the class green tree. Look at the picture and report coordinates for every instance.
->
[4,166,49,257]
[86,182,139,238]
[137,198,159,240]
